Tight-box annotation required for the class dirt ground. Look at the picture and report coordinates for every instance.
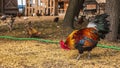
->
[0,16,120,68]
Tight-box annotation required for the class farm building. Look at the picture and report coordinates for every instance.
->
[83,0,106,15]
[24,0,106,16]
[25,0,69,16]
[0,0,106,16]
[0,0,18,15]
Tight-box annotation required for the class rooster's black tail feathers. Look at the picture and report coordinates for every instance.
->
[94,13,110,39]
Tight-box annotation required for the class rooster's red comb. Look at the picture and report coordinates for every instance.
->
[59,40,70,50]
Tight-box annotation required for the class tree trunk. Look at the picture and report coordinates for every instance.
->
[75,0,85,17]
[63,0,85,31]
[118,1,120,40]
[105,0,120,41]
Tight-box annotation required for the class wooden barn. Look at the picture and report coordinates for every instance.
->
[0,0,18,15]
[24,0,106,16]
[25,0,69,16]
[96,0,106,14]
[58,0,69,15]
[25,0,55,16]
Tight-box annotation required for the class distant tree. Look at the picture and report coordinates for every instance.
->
[63,0,85,32]
[105,0,120,41]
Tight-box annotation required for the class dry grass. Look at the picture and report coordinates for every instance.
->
[0,40,120,68]
[0,16,120,68]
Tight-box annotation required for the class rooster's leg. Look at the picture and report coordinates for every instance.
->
[87,51,91,59]
[76,54,81,60]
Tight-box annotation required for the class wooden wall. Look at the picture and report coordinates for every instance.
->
[25,0,67,16]
[0,0,18,15]
[24,0,105,16]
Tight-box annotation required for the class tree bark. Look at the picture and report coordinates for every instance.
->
[75,0,85,17]
[105,0,120,41]
[63,0,85,30]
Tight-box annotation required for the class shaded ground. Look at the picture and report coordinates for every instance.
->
[0,16,66,40]
[0,16,120,68]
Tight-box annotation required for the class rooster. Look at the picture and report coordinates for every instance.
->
[53,17,59,23]
[74,16,85,25]
[0,15,7,21]
[7,15,15,31]
[25,21,41,38]
[60,13,110,60]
